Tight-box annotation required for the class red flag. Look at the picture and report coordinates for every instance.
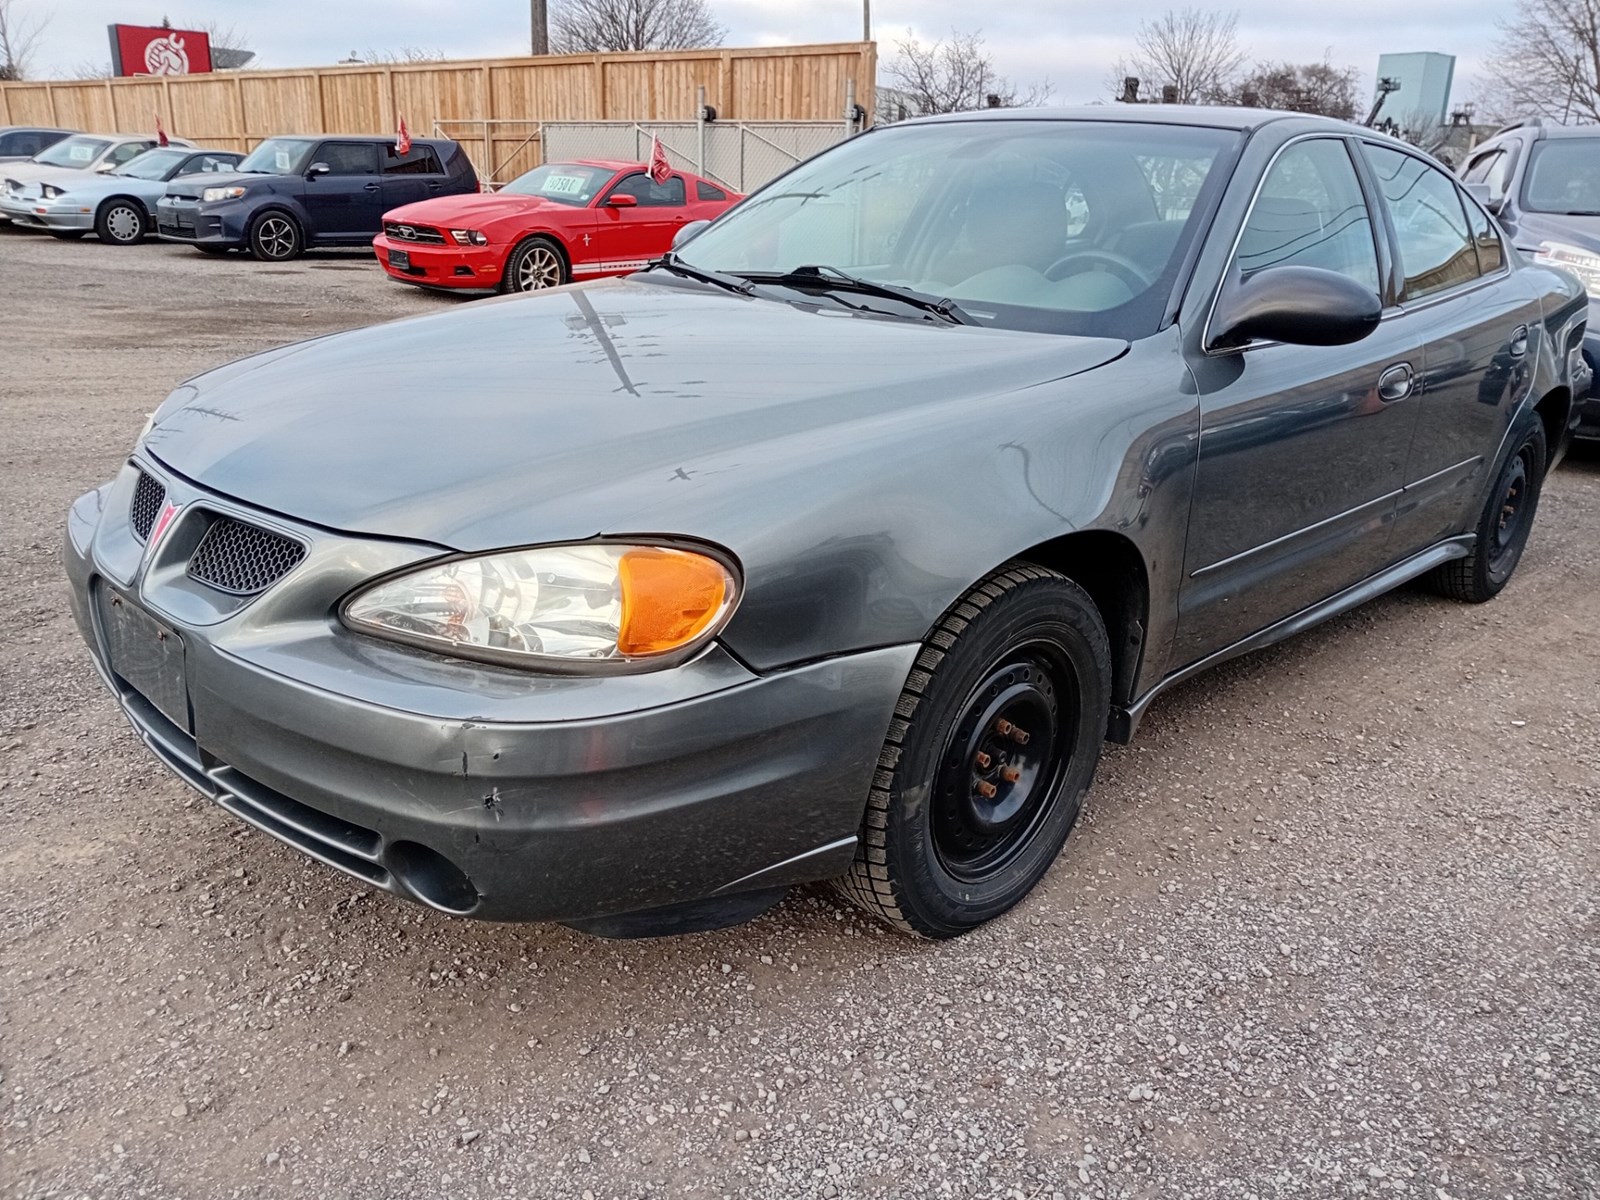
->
[648,135,671,185]
[396,115,411,157]
[155,113,169,147]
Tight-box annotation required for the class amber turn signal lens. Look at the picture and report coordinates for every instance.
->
[616,547,732,657]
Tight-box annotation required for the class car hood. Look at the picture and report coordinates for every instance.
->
[145,278,1128,551]
[385,192,573,227]
[44,174,163,201]
[2,163,103,190]
[1511,210,1600,253]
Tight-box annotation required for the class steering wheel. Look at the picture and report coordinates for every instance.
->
[1043,249,1154,292]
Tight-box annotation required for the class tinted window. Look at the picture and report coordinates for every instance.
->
[1463,149,1513,199]
[383,145,443,175]
[1461,192,1504,274]
[2,131,49,156]
[609,173,685,207]
[1364,144,1479,300]
[1522,138,1600,214]
[316,142,379,176]
[696,180,728,201]
[1237,138,1380,292]
[179,153,240,176]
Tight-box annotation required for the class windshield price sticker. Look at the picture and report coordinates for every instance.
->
[544,174,587,196]
[70,145,96,162]
[274,150,293,171]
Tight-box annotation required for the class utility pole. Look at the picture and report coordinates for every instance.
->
[863,0,871,42]
[531,0,549,55]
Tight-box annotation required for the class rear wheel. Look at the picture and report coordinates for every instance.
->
[837,564,1111,937]
[95,199,147,245]
[248,211,302,261]
[1427,417,1547,603]
[500,236,567,293]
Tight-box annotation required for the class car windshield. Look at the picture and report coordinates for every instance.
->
[33,136,111,168]
[114,148,187,180]
[1522,138,1600,214]
[674,119,1238,337]
[501,163,614,205]
[237,138,316,175]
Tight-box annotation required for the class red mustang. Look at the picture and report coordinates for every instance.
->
[372,159,740,293]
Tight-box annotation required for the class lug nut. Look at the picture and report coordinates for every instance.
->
[1010,727,1031,746]
[995,719,1014,736]
[976,780,998,799]
[1001,766,1021,783]
[974,751,992,769]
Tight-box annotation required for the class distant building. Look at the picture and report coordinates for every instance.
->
[1374,52,1456,131]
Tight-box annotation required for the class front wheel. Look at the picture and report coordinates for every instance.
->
[1427,417,1547,603]
[95,199,147,245]
[248,211,302,261]
[500,236,567,293]
[837,564,1111,937]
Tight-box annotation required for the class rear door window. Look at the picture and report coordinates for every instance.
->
[383,145,444,176]
[1363,144,1480,300]
[696,180,728,201]
[607,173,685,207]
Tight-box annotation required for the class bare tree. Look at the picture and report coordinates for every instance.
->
[1110,8,1245,105]
[1233,58,1360,120]
[1488,0,1600,123]
[360,47,448,64]
[549,0,723,54]
[884,29,1051,116]
[0,0,49,81]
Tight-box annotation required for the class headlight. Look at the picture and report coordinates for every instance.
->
[1534,241,1600,297]
[449,228,489,246]
[341,542,739,671]
[201,186,247,203]
[40,183,64,199]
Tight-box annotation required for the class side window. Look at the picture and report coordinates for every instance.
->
[1462,151,1500,185]
[695,180,727,202]
[608,172,685,207]
[317,142,379,176]
[1363,144,1480,301]
[178,154,230,176]
[1462,191,1505,274]
[383,145,444,175]
[1236,138,1380,293]
[107,141,152,167]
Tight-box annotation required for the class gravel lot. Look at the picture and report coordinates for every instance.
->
[2,227,1597,1200]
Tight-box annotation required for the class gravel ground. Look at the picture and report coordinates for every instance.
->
[1,228,1597,1200]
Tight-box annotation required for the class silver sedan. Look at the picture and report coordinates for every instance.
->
[0,145,239,243]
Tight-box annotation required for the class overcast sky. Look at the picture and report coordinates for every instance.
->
[33,0,1500,106]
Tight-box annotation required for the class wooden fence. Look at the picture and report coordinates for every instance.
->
[0,43,875,181]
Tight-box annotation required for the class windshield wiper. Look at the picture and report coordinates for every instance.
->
[645,252,754,296]
[738,264,976,326]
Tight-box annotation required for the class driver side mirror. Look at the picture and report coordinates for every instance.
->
[604,192,637,207]
[672,219,711,249]
[1463,180,1504,216]
[95,162,117,173]
[307,162,330,177]
[1209,266,1382,352]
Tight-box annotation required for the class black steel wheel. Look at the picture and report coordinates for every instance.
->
[500,236,567,293]
[1428,415,1547,603]
[95,199,147,245]
[248,211,302,261]
[838,563,1111,937]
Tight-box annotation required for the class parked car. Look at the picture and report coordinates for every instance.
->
[373,160,740,292]
[156,134,478,260]
[0,134,193,227]
[0,125,75,163]
[0,146,243,244]
[66,108,1585,940]
[1461,117,1600,441]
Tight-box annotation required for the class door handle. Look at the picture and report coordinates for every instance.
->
[1377,362,1414,402]
[363,181,381,192]
[1508,324,1529,358]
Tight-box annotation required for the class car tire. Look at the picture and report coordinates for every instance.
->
[1428,415,1547,603]
[95,199,147,245]
[248,211,303,262]
[500,236,567,293]
[837,563,1111,938]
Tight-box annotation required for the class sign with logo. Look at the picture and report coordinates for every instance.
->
[107,24,214,77]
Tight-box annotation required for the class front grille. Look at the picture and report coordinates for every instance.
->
[187,517,306,595]
[129,471,166,542]
[384,221,446,244]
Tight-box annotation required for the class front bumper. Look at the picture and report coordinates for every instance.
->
[65,464,911,925]
[1578,326,1600,441]
[156,198,245,246]
[0,194,93,230]
[373,233,504,288]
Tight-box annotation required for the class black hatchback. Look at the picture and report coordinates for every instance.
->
[156,134,478,260]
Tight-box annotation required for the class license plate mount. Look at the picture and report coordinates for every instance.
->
[388,248,411,269]
[99,589,191,732]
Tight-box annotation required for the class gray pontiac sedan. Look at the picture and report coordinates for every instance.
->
[65,108,1587,939]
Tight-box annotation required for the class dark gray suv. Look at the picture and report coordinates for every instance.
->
[1462,118,1600,440]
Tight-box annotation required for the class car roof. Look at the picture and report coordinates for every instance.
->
[898,104,1367,135]
[1,125,74,134]
[265,134,458,147]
